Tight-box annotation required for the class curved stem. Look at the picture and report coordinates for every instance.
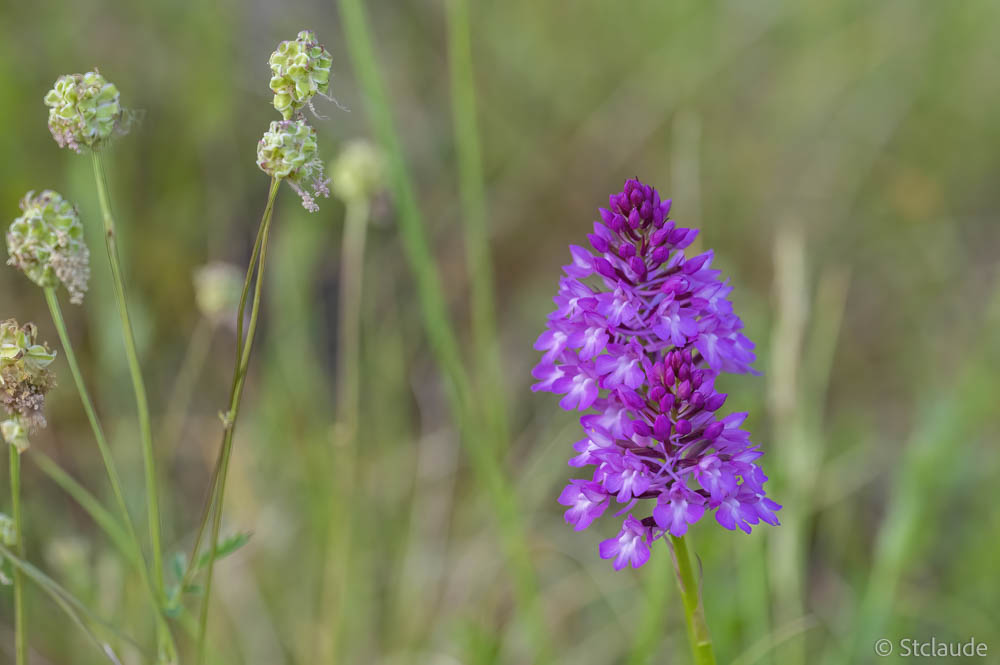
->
[10,445,26,665]
[670,535,717,665]
[183,179,277,584]
[90,151,165,606]
[44,286,177,660]
[195,177,280,664]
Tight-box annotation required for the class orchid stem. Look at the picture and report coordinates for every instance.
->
[670,535,717,665]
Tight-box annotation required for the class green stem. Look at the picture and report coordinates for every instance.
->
[183,179,277,584]
[196,177,280,664]
[336,1,551,660]
[444,0,509,454]
[0,542,143,662]
[89,151,165,604]
[44,286,177,660]
[31,451,132,561]
[9,445,26,665]
[670,535,717,665]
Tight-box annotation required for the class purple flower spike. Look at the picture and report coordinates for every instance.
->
[534,178,779,569]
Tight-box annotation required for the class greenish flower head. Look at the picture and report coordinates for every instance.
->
[269,30,333,119]
[257,120,330,212]
[330,139,386,203]
[44,70,125,152]
[7,190,90,304]
[193,262,243,323]
[1,319,56,435]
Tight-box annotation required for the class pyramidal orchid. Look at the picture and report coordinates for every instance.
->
[533,178,780,570]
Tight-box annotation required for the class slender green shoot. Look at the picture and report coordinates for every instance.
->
[89,150,165,604]
[0,542,143,662]
[9,446,26,665]
[30,450,132,561]
[195,177,281,664]
[183,179,277,583]
[44,286,177,660]
[670,535,717,665]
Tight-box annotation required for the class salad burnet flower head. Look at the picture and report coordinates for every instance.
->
[269,30,334,120]
[533,178,780,569]
[1,319,57,450]
[257,119,330,212]
[7,190,90,304]
[44,70,127,152]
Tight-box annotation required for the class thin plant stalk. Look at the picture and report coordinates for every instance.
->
[9,445,26,665]
[89,151,165,604]
[44,286,177,660]
[0,542,141,663]
[670,535,717,665]
[31,450,132,561]
[183,179,276,582]
[196,177,280,664]
[444,0,509,453]
[336,1,552,659]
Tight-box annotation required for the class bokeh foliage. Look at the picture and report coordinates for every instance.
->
[1,0,999,663]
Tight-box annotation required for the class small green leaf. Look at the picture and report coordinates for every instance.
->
[195,532,252,570]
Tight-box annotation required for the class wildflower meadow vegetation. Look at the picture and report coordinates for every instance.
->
[1,1,999,664]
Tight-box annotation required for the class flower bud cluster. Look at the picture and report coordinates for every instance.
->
[7,190,90,304]
[258,30,334,212]
[44,70,124,152]
[257,120,330,212]
[1,320,57,448]
[269,30,333,120]
[533,178,779,569]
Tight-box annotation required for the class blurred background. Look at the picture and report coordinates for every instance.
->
[1,0,999,663]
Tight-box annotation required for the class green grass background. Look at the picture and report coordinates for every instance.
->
[1,0,999,663]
